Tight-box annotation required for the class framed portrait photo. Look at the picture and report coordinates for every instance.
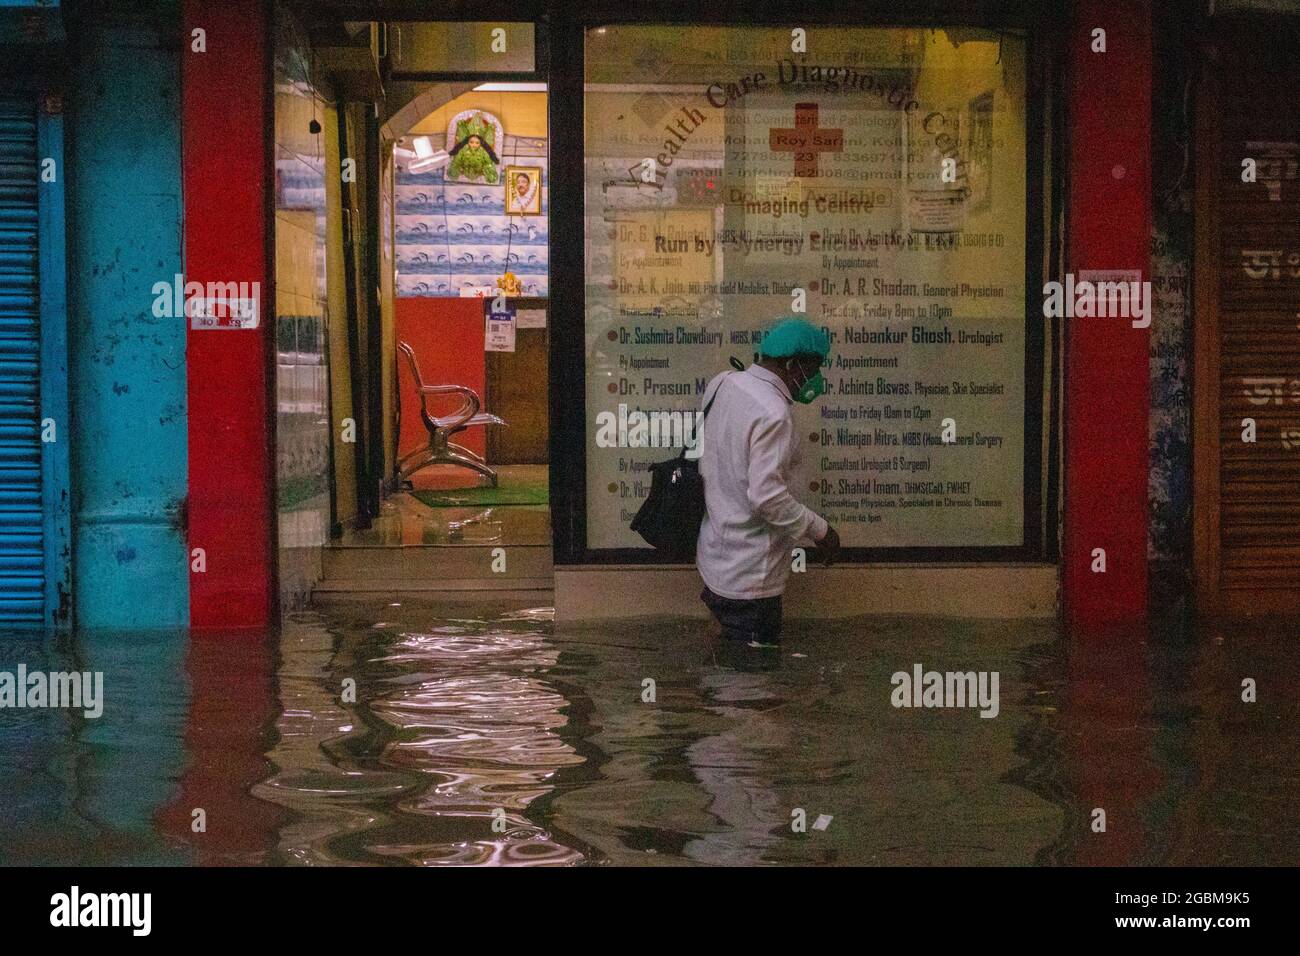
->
[504,165,543,216]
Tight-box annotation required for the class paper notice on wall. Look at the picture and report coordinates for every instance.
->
[517,308,547,329]
[486,307,516,352]
[188,296,259,330]
[1078,269,1143,285]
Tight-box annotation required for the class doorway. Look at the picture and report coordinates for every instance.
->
[273,13,554,604]
[383,80,552,544]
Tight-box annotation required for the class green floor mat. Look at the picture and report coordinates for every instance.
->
[412,480,549,507]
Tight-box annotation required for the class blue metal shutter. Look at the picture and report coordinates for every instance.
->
[0,97,41,623]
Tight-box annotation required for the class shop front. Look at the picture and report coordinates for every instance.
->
[179,0,1170,631]
[546,7,1073,622]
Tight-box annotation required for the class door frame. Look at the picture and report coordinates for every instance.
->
[38,94,72,627]
[1191,46,1222,616]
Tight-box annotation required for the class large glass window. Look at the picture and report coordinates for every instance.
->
[584,26,1029,552]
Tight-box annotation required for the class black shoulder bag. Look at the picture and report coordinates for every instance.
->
[629,374,729,561]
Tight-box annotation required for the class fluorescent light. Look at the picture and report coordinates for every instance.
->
[409,148,450,173]
[471,82,547,92]
[403,135,449,172]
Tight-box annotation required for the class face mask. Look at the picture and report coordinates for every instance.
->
[788,359,824,404]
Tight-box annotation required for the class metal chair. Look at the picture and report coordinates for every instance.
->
[396,340,506,488]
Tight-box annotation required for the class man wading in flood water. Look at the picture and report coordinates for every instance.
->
[695,316,841,646]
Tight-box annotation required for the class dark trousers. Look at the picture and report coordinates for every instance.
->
[700,586,783,643]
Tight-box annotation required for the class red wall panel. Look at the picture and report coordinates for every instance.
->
[182,0,275,628]
[395,297,487,461]
[1064,1,1153,625]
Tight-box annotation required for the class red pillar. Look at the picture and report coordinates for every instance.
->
[1063,1,1153,626]
[182,0,276,628]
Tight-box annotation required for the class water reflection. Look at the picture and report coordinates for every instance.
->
[0,629,191,865]
[255,607,588,865]
[683,666,795,865]
[0,608,1296,866]
[156,629,285,865]
[369,623,586,865]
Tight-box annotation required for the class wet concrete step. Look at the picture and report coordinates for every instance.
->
[312,577,553,603]
[320,543,553,582]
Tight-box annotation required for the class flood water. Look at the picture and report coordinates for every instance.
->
[1,601,1297,866]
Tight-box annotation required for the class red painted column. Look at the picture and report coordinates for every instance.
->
[182,0,276,628]
[1063,1,1153,626]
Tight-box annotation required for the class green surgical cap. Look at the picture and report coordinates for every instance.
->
[759,317,831,359]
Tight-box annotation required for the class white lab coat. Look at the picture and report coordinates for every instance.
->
[695,364,828,600]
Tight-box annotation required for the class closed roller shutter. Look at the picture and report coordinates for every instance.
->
[0,97,41,623]
[1206,27,1300,612]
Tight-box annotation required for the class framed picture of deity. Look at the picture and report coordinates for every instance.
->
[445,110,504,184]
